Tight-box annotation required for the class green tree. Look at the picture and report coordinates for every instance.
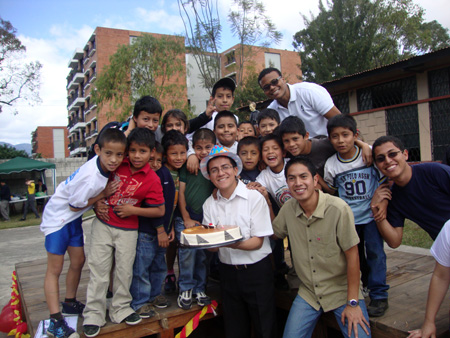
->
[0,144,29,159]
[0,18,42,114]
[233,66,267,109]
[178,0,222,93]
[92,33,187,120]
[293,0,450,83]
[228,0,282,86]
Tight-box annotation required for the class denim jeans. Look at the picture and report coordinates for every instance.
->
[174,216,207,293]
[283,295,371,338]
[356,220,389,300]
[130,231,166,311]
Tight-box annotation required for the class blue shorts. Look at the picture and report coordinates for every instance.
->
[45,216,84,255]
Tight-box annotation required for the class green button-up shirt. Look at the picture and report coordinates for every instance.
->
[273,190,362,311]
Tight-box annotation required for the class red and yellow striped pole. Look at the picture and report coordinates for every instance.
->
[175,300,218,338]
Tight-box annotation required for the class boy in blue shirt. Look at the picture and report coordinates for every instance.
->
[324,114,388,317]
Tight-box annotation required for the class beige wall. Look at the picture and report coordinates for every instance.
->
[353,111,387,146]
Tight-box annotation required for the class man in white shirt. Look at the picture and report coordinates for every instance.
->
[200,145,276,338]
[258,67,340,138]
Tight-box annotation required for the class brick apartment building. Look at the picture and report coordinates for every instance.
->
[31,126,69,159]
[66,27,301,157]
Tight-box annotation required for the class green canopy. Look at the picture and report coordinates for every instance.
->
[0,157,55,174]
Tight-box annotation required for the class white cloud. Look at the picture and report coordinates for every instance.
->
[135,7,184,33]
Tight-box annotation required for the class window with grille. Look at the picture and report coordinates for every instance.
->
[428,67,450,98]
[430,98,450,161]
[357,76,417,111]
[386,105,420,161]
[332,93,349,114]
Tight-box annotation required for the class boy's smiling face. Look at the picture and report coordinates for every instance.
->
[165,115,188,134]
[214,116,238,148]
[194,139,215,161]
[238,144,260,171]
[258,118,279,137]
[149,151,163,171]
[134,111,160,131]
[165,144,187,171]
[329,126,357,159]
[237,123,255,140]
[282,132,310,156]
[213,87,234,112]
[128,141,152,171]
[261,139,284,172]
[95,141,126,173]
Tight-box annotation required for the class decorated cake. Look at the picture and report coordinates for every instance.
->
[180,225,243,248]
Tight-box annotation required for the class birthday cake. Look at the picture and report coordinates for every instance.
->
[180,225,243,248]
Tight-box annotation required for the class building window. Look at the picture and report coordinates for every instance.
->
[264,53,281,69]
[332,93,349,114]
[225,50,236,66]
[357,76,417,111]
[386,105,420,161]
[428,67,450,98]
[430,98,450,161]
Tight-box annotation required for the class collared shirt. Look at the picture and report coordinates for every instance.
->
[272,190,362,312]
[267,82,334,138]
[203,180,273,265]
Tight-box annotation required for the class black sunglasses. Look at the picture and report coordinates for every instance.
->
[262,76,282,92]
[375,150,402,163]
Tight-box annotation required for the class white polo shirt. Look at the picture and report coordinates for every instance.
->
[202,180,273,265]
[40,156,110,236]
[267,82,334,138]
[431,219,450,268]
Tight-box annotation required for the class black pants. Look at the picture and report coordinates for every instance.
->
[219,255,276,338]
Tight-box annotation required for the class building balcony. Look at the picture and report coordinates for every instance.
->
[88,47,96,57]
[85,129,99,140]
[67,97,86,111]
[68,59,78,69]
[90,60,96,69]
[71,48,84,61]
[68,121,87,134]
[69,140,87,157]
[83,57,90,66]
[67,72,85,90]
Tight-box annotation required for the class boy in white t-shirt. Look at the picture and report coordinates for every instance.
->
[41,129,127,338]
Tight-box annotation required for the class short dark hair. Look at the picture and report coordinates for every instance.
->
[260,133,283,150]
[161,130,189,153]
[192,128,216,146]
[257,108,280,126]
[214,111,238,129]
[257,67,282,84]
[279,116,307,137]
[154,141,164,155]
[238,121,256,134]
[237,136,260,154]
[285,156,317,179]
[372,135,405,158]
[327,114,357,135]
[98,128,127,149]
[133,96,162,118]
[127,128,156,150]
[161,109,189,134]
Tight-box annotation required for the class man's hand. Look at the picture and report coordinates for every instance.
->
[371,184,392,221]
[187,154,200,175]
[184,218,199,229]
[104,180,120,197]
[94,199,109,221]
[341,305,370,338]
[360,142,373,166]
[157,231,170,248]
[407,321,436,338]
[246,182,262,190]
[113,204,134,218]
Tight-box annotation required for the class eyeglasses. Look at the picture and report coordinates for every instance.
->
[262,76,282,92]
[209,164,234,175]
[375,151,402,163]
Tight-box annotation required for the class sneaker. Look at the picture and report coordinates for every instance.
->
[367,298,389,317]
[136,304,156,319]
[164,273,177,294]
[151,294,169,309]
[124,312,142,325]
[83,325,100,338]
[47,318,79,338]
[20,218,26,221]
[177,289,193,310]
[195,292,211,307]
[61,300,85,316]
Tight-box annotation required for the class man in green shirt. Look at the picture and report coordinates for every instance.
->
[272,156,371,338]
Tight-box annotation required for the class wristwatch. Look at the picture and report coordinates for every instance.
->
[347,299,359,307]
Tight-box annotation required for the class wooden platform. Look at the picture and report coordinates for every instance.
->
[16,249,450,338]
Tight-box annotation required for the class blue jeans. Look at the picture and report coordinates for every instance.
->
[174,216,207,293]
[283,295,371,338]
[356,220,389,300]
[130,232,166,310]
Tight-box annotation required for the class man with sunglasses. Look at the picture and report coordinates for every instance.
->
[371,136,450,248]
[258,67,341,138]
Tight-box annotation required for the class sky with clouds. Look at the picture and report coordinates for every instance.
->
[1,0,449,145]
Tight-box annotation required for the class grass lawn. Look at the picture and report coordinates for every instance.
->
[0,209,95,230]
[401,219,434,249]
